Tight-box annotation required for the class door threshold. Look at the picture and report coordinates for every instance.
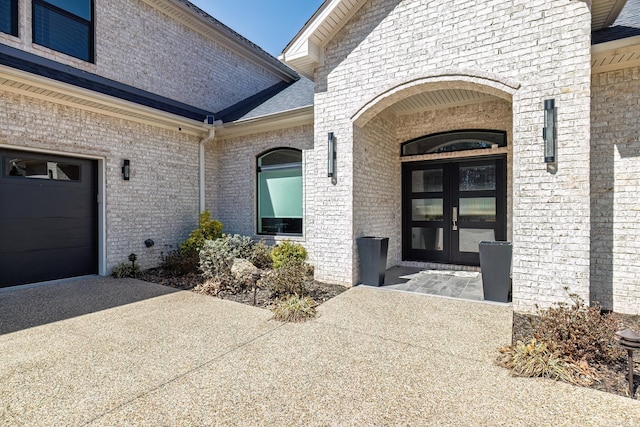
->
[398,261,480,272]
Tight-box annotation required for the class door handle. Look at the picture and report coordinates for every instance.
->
[452,207,458,231]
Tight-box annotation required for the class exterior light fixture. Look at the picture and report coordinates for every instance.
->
[122,159,130,180]
[328,132,336,177]
[543,99,556,163]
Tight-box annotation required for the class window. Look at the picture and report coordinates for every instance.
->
[401,130,506,156]
[4,156,80,181]
[32,0,94,62]
[0,0,18,36]
[257,148,303,235]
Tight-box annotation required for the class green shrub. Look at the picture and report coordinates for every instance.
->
[161,249,198,276]
[112,261,141,279]
[224,234,254,260]
[250,240,272,269]
[535,294,624,365]
[271,294,317,322]
[270,241,307,269]
[258,259,309,297]
[180,211,223,257]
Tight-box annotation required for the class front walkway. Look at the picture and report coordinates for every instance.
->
[0,277,638,425]
[383,265,485,300]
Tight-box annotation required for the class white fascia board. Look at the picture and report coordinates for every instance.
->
[592,35,640,54]
[0,65,210,136]
[214,106,314,139]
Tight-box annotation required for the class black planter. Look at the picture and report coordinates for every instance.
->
[356,237,389,286]
[479,241,512,303]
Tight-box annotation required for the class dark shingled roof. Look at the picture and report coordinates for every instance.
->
[593,0,640,44]
[0,43,214,121]
[215,77,314,123]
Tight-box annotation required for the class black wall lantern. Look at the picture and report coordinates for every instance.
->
[327,132,336,177]
[543,99,556,163]
[122,159,130,180]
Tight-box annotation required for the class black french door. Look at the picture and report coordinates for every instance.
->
[402,156,506,266]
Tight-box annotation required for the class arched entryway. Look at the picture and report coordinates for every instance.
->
[351,71,517,271]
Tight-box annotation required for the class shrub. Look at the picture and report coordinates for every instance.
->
[180,211,223,257]
[270,241,307,269]
[199,238,234,280]
[112,261,141,279]
[161,249,198,276]
[224,234,254,260]
[271,294,317,322]
[257,259,310,297]
[496,338,597,386]
[535,294,624,365]
[250,240,273,269]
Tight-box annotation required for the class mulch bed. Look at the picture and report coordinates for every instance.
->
[139,268,347,310]
[512,311,640,399]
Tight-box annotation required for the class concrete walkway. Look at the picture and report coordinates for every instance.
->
[0,277,638,426]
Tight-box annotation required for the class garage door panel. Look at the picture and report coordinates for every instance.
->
[0,149,98,287]
[0,246,97,288]
[0,217,96,252]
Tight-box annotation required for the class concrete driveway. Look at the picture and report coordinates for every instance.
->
[0,277,638,426]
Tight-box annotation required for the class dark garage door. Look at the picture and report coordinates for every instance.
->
[0,149,98,288]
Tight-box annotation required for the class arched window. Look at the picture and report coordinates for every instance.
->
[257,148,302,235]
[401,130,506,156]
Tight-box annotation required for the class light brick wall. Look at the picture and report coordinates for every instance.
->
[206,125,314,242]
[0,0,282,112]
[0,90,200,272]
[591,66,640,315]
[311,0,592,310]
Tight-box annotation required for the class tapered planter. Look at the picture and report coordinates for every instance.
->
[357,237,389,286]
[479,241,512,303]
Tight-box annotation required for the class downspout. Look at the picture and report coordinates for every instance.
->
[199,118,216,213]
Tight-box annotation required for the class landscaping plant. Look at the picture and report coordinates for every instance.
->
[180,211,223,258]
[271,294,317,322]
[270,240,307,269]
[497,292,624,386]
[257,259,310,297]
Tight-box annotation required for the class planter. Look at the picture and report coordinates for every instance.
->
[356,237,389,286]
[479,241,512,303]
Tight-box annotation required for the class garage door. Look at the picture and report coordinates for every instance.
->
[0,149,98,288]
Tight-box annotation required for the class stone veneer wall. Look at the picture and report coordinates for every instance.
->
[0,90,200,271]
[206,124,314,242]
[311,0,592,311]
[0,0,282,112]
[591,66,640,315]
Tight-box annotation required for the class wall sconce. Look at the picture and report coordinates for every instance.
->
[543,99,556,163]
[122,159,130,180]
[327,132,336,177]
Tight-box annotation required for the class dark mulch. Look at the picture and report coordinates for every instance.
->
[138,268,348,310]
[512,311,640,399]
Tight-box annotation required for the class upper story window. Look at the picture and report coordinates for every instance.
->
[257,148,303,235]
[32,0,94,62]
[0,0,18,36]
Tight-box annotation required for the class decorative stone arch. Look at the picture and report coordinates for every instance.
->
[351,70,521,127]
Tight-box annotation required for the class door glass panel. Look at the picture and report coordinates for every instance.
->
[412,227,443,251]
[412,199,443,221]
[412,169,442,193]
[459,229,495,253]
[4,157,80,181]
[459,165,496,191]
[459,197,496,222]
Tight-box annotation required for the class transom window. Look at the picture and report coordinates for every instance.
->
[401,130,507,156]
[4,155,80,181]
[32,0,94,62]
[257,148,303,235]
[0,0,18,36]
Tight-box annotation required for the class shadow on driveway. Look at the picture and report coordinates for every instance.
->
[0,276,179,335]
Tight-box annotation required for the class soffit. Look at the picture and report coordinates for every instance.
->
[139,0,298,82]
[591,35,640,72]
[384,89,495,117]
[0,66,208,136]
[282,0,627,78]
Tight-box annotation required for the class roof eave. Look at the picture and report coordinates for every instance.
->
[214,105,314,139]
[591,35,640,73]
